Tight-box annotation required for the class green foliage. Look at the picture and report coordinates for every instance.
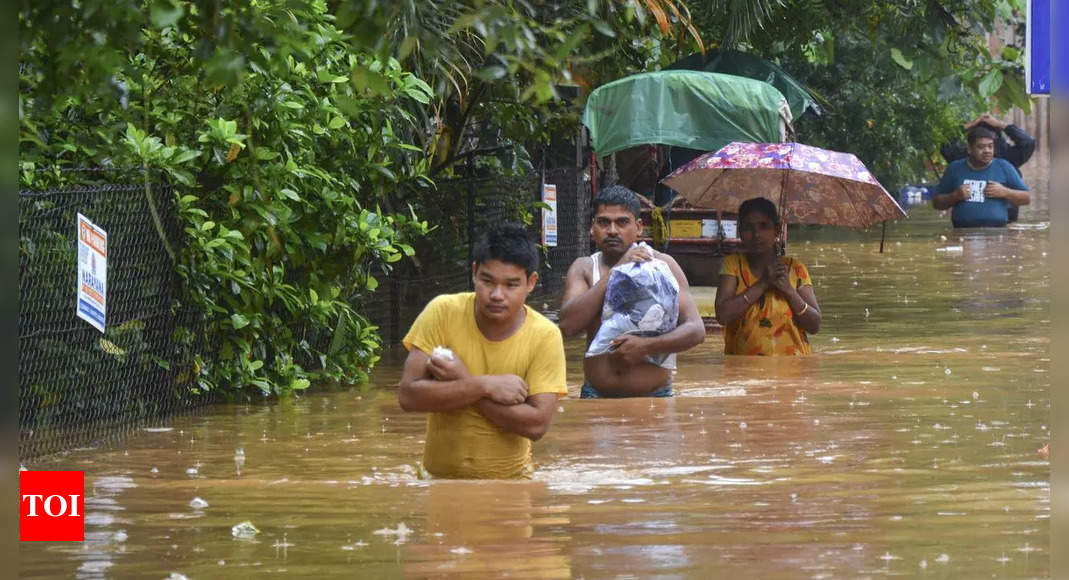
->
[689,0,1033,188]
[21,1,432,397]
[20,0,709,398]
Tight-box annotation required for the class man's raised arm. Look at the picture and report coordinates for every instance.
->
[558,258,606,337]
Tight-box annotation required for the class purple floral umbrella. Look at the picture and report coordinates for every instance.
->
[661,141,906,228]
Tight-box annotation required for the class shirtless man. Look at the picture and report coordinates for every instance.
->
[558,185,704,398]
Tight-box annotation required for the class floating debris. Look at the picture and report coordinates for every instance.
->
[231,521,260,538]
[111,530,128,543]
[450,547,473,555]
[185,467,199,476]
[373,522,412,544]
[935,554,949,563]
[189,497,209,509]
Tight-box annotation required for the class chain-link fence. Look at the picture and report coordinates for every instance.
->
[19,170,205,461]
[360,164,589,344]
[18,160,589,459]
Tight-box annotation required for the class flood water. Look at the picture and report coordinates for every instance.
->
[21,207,1050,578]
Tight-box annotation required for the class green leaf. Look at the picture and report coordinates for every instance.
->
[979,68,1003,98]
[231,313,250,329]
[172,149,200,164]
[279,188,301,201]
[351,67,391,96]
[591,19,615,38]
[476,66,508,81]
[890,48,913,70]
[316,69,349,84]
[291,378,311,390]
[149,0,184,29]
[328,117,347,129]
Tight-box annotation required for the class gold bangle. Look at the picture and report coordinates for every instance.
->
[795,303,808,316]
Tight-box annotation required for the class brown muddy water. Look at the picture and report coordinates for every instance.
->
[21,207,1050,578]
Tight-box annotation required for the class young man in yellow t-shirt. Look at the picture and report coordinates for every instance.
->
[398,223,567,479]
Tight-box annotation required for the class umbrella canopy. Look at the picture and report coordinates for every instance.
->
[582,70,790,157]
[667,50,824,121]
[661,142,906,228]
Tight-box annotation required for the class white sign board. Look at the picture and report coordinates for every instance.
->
[77,213,107,333]
[701,219,717,238]
[720,219,738,239]
[701,219,738,238]
[542,183,558,247]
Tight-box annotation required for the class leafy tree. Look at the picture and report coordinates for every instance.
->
[19,0,707,397]
[21,1,432,396]
[689,0,1031,188]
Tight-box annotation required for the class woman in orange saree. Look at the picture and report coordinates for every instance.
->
[714,197,822,355]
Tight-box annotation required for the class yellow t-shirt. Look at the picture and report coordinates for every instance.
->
[402,292,567,479]
[719,254,813,356]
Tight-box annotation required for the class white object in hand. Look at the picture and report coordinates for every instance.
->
[963,179,986,203]
[431,346,455,361]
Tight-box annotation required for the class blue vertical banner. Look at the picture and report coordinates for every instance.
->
[1028,0,1051,94]
[1053,0,1068,95]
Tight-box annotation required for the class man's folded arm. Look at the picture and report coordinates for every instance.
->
[474,393,559,441]
[397,347,487,412]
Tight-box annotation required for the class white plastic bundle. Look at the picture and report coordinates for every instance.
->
[586,243,679,359]
[430,346,456,361]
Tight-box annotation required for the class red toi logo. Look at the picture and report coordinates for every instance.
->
[20,471,85,541]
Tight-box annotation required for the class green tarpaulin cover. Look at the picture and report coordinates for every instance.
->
[667,51,823,121]
[582,70,789,157]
